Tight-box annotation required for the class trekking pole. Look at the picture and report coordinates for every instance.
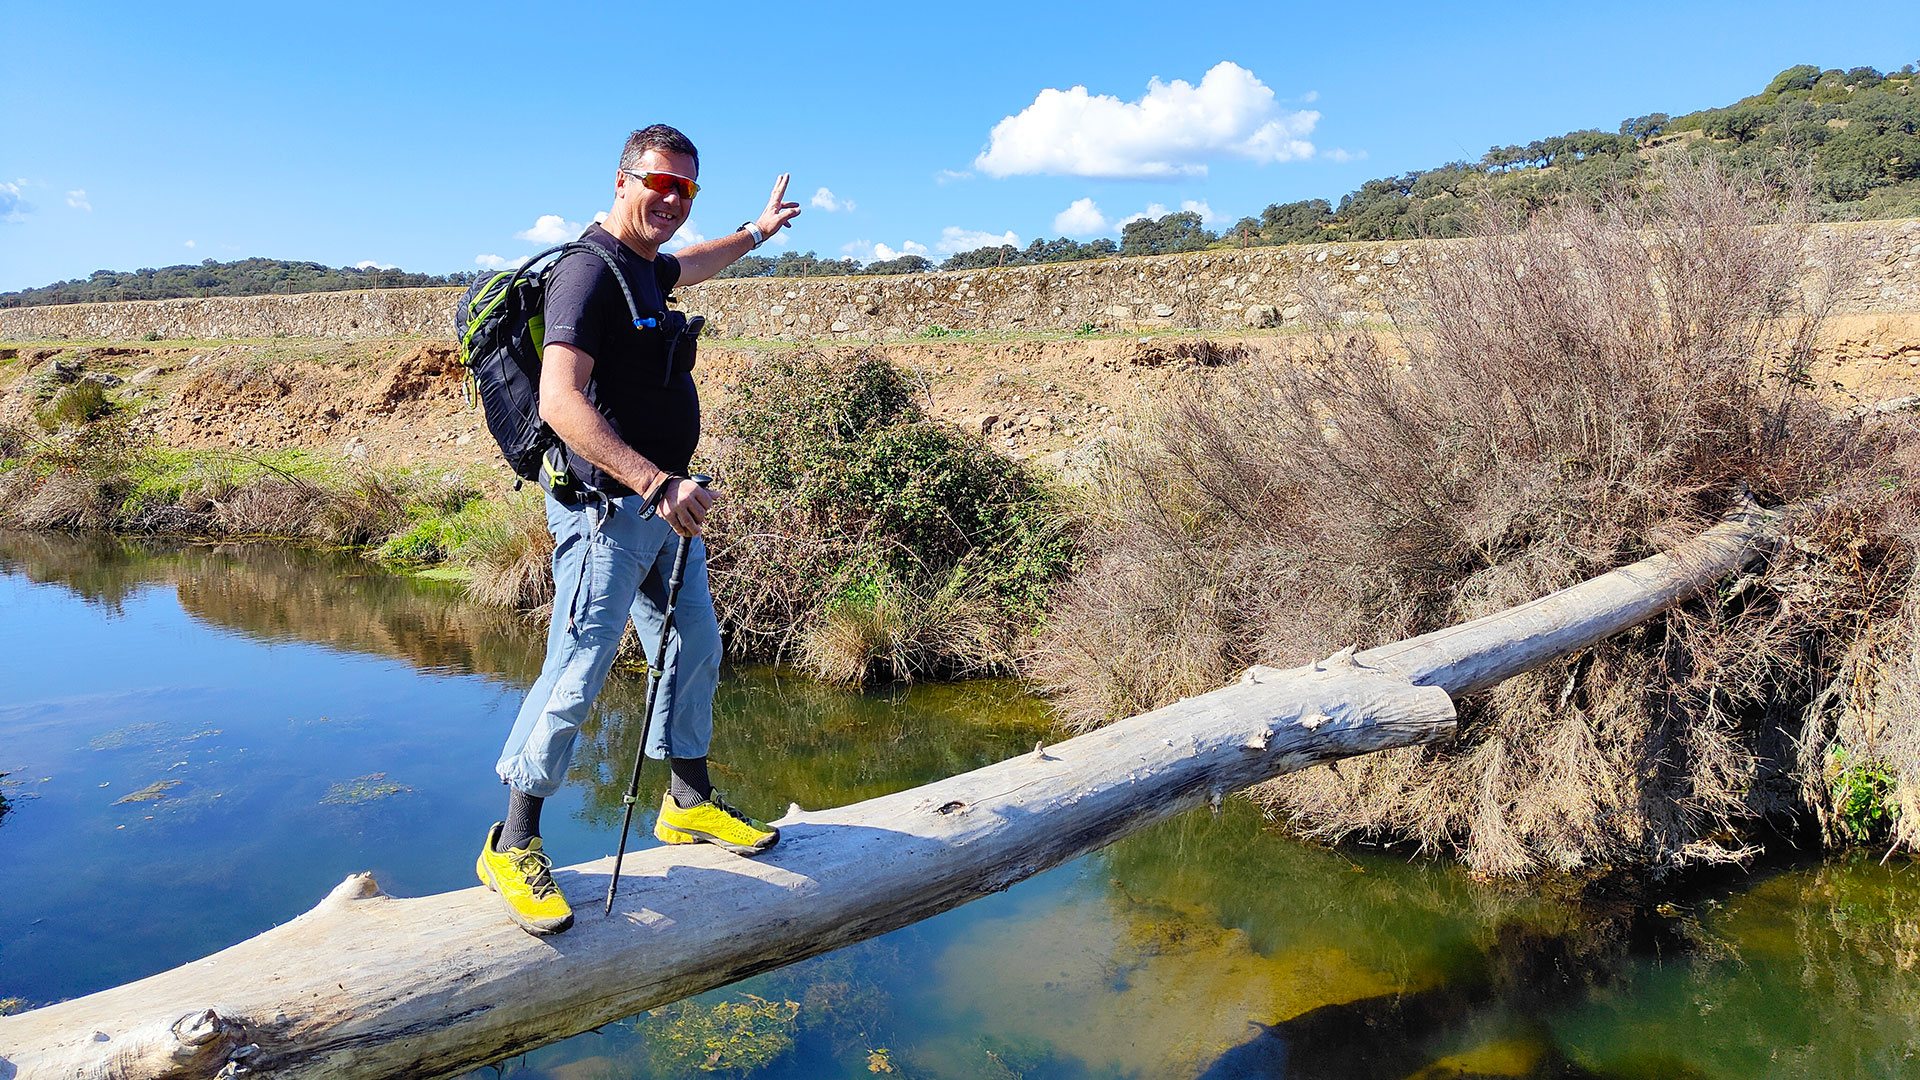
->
[606,473,711,915]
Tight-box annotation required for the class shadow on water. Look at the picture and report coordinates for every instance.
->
[1191,915,1702,1080]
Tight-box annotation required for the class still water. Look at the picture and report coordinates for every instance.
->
[2,532,1918,1079]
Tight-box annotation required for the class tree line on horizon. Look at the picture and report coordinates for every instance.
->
[0,258,477,309]
[5,63,1917,307]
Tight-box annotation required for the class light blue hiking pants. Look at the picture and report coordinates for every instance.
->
[495,492,722,798]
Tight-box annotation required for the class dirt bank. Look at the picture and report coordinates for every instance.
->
[5,317,1920,483]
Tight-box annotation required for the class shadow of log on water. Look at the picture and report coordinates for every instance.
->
[1193,914,1706,1080]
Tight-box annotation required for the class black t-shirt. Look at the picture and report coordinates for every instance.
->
[542,224,697,497]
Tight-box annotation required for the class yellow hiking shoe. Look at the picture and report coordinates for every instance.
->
[476,822,574,935]
[654,790,779,856]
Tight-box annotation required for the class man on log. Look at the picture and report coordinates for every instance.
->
[481,124,802,935]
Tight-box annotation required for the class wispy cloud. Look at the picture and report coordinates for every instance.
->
[935,169,973,185]
[65,189,91,211]
[515,214,584,244]
[1,181,33,223]
[810,187,855,212]
[975,61,1318,179]
[183,239,196,248]
[475,254,527,270]
[1322,148,1367,163]
[935,226,1021,254]
[354,260,397,270]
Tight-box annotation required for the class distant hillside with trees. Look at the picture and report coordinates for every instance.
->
[6,62,1916,304]
[0,258,475,309]
[938,62,1920,273]
[696,61,1920,278]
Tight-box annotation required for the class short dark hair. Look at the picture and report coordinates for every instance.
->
[621,125,699,173]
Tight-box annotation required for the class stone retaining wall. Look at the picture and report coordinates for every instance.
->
[6,220,1919,343]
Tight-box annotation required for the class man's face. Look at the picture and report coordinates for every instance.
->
[617,149,698,253]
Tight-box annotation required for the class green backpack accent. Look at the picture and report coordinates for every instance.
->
[453,241,654,498]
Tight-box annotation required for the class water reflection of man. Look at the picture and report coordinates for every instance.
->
[476,124,800,935]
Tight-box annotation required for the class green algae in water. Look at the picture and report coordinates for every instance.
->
[88,722,166,751]
[641,994,801,1076]
[112,779,181,804]
[320,773,411,805]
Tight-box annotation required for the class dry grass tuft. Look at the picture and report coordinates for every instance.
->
[456,489,556,611]
[1036,154,1918,874]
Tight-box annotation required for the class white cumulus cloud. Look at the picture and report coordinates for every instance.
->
[974,61,1318,179]
[515,214,584,244]
[1112,199,1222,230]
[475,254,529,270]
[1115,203,1167,229]
[935,227,1022,254]
[355,260,397,270]
[183,239,196,248]
[1323,148,1367,163]
[663,220,705,252]
[66,189,91,211]
[1180,199,1223,224]
[811,187,855,212]
[842,239,930,263]
[1054,198,1109,236]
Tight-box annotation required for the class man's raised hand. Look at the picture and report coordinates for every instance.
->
[756,174,801,240]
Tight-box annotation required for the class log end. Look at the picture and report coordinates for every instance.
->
[319,872,385,908]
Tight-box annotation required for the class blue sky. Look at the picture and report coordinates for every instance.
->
[2,1,1916,292]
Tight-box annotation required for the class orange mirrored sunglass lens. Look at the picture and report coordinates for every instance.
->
[637,172,698,199]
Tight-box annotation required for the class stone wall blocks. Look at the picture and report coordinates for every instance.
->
[5,222,1915,343]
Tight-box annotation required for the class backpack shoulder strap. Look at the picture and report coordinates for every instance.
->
[547,240,652,330]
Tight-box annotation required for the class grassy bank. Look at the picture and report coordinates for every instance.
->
[1035,156,1920,875]
[0,348,1072,685]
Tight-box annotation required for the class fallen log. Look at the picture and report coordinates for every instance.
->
[0,505,1778,1080]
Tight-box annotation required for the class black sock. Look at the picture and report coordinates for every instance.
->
[669,757,712,808]
[500,788,544,851]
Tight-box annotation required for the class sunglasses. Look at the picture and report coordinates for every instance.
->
[622,169,699,200]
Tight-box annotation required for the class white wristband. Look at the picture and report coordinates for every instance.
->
[740,222,766,247]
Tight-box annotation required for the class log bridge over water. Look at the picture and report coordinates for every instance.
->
[0,506,1781,1080]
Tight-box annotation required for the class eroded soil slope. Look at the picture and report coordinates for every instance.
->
[5,317,1919,487]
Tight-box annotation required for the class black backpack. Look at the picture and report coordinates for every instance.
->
[454,241,651,499]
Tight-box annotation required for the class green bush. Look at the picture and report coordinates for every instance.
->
[35,381,113,430]
[707,351,1072,681]
[1831,752,1899,845]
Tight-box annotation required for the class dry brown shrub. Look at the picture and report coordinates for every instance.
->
[203,470,406,546]
[796,564,1013,684]
[457,490,556,611]
[1035,155,1917,875]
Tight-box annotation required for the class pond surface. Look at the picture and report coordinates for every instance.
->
[3,532,1918,1079]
